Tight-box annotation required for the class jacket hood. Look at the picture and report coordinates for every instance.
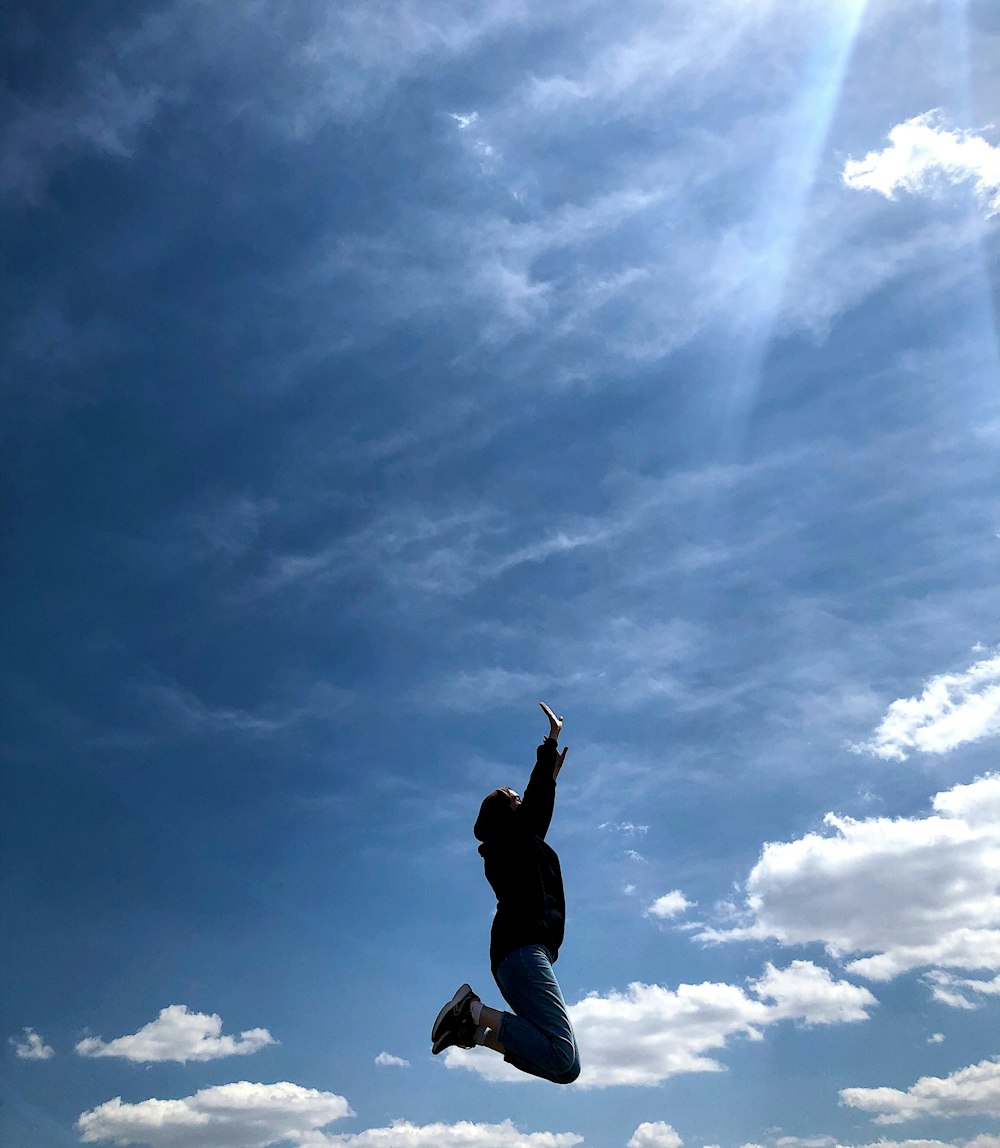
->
[474,789,517,842]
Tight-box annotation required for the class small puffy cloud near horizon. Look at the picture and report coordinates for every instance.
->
[74,1005,276,1063]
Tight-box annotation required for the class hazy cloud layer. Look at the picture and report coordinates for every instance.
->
[75,1005,276,1063]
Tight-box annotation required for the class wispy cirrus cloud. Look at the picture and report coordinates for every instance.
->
[843,112,1000,217]
[852,650,1000,760]
[75,1005,276,1063]
[841,1054,1000,1124]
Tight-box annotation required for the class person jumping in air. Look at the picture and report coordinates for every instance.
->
[430,702,581,1084]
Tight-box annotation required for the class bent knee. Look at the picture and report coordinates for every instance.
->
[551,1050,581,1084]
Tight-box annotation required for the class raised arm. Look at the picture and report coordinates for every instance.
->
[520,703,569,838]
[539,702,569,780]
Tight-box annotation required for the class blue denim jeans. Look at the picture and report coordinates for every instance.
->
[494,944,581,1084]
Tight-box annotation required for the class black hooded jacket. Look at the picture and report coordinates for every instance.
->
[474,737,566,971]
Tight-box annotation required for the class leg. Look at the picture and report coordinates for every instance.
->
[492,945,581,1084]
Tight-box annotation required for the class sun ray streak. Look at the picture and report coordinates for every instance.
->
[717,0,870,452]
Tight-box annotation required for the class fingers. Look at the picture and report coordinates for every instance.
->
[539,701,564,726]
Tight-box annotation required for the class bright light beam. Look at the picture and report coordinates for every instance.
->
[717,0,870,453]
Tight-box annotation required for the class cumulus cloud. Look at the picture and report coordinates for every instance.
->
[311,1120,583,1147]
[841,1055,1000,1124]
[445,960,873,1087]
[373,1050,409,1067]
[647,891,693,919]
[75,1005,276,1063]
[852,651,1000,760]
[749,961,876,1025]
[699,774,1000,982]
[843,112,1000,217]
[76,1081,353,1147]
[627,1123,683,1148]
[925,969,1000,1009]
[9,1027,54,1060]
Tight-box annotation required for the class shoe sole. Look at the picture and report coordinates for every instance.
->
[431,983,473,1044]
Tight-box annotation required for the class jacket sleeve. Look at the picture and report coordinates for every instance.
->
[520,738,558,839]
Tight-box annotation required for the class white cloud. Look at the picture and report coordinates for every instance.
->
[373,1050,409,1067]
[600,821,649,836]
[848,1140,1000,1148]
[9,1027,54,1060]
[841,1055,1000,1124]
[852,651,1000,761]
[309,1120,583,1147]
[647,890,693,919]
[699,774,1000,982]
[925,969,1000,1009]
[445,960,873,1088]
[929,1032,946,1043]
[627,1123,683,1148]
[843,112,1000,217]
[77,1081,353,1148]
[75,1005,276,1063]
[749,961,876,1025]
[449,111,479,130]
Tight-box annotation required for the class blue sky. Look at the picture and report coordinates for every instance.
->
[2,1,1000,1146]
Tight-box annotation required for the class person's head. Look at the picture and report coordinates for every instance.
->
[473,787,521,841]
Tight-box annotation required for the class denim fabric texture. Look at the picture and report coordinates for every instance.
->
[494,943,581,1084]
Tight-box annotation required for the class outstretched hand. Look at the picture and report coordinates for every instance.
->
[539,702,568,779]
[539,701,563,741]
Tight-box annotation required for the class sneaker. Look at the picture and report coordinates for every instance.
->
[432,1021,475,1055]
[430,983,478,1053]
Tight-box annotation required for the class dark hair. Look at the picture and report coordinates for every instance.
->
[474,789,517,841]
